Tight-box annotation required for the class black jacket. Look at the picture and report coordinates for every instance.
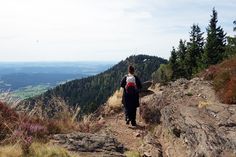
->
[120,75,142,107]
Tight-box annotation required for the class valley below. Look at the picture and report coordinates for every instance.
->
[0,62,114,100]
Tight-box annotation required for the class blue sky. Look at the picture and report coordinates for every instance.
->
[0,0,235,62]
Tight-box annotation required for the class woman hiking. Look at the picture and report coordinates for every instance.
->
[121,65,142,126]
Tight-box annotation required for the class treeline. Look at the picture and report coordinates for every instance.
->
[21,55,167,115]
[153,8,236,83]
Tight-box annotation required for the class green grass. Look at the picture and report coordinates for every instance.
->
[11,85,51,100]
[125,151,140,157]
[185,92,193,96]
[0,143,76,157]
[29,143,74,157]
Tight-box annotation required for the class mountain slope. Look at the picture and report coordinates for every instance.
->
[18,55,167,117]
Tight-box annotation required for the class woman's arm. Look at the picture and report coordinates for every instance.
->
[135,76,142,90]
[120,76,126,88]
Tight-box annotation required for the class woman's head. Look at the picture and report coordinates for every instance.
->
[128,65,135,74]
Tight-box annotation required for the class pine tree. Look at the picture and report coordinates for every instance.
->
[203,8,226,67]
[176,39,188,78]
[186,24,204,76]
[226,20,236,57]
[169,47,178,80]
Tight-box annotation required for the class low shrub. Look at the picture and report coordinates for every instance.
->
[0,102,19,140]
[223,77,236,104]
[152,64,173,85]
[76,115,104,133]
[201,57,236,104]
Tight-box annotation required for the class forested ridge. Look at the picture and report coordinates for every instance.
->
[20,55,167,115]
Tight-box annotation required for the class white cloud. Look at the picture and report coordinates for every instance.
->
[0,0,235,61]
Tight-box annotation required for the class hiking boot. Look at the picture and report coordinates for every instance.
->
[131,121,136,126]
[126,120,130,125]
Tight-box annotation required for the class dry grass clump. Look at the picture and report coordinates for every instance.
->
[0,100,77,155]
[0,143,75,157]
[103,89,123,115]
[76,115,105,133]
[19,96,82,135]
[0,144,22,157]
[29,143,74,157]
[0,95,105,156]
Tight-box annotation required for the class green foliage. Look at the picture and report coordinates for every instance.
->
[203,8,226,66]
[225,20,236,58]
[169,47,178,80]
[166,9,233,81]
[12,85,50,100]
[21,55,167,115]
[152,64,172,84]
[226,36,236,57]
[125,151,140,157]
[176,39,188,78]
[186,24,204,75]
[168,24,204,81]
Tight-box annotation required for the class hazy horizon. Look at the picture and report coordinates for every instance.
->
[0,60,117,63]
[0,0,235,62]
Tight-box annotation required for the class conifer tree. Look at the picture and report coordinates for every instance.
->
[186,24,204,75]
[226,20,236,57]
[169,47,178,80]
[176,39,188,78]
[203,8,226,66]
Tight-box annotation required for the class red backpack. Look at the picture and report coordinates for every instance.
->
[125,74,137,94]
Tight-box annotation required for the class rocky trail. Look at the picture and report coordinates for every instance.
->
[104,113,147,151]
[52,110,152,157]
[52,77,236,157]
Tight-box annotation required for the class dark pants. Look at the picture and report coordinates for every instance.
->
[125,108,137,123]
[125,105,137,122]
[123,93,138,124]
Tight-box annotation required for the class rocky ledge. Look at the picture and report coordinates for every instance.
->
[53,132,125,157]
[141,78,236,157]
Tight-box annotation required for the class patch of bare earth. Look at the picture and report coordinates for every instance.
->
[103,112,148,151]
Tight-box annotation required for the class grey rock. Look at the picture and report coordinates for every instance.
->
[139,134,163,157]
[143,78,236,157]
[53,132,125,156]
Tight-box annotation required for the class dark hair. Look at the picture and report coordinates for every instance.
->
[128,65,135,74]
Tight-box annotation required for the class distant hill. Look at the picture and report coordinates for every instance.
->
[18,55,167,117]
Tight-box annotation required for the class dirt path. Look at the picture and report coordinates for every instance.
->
[103,111,148,151]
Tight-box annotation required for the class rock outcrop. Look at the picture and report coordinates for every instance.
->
[53,132,125,157]
[139,133,163,157]
[141,78,236,157]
